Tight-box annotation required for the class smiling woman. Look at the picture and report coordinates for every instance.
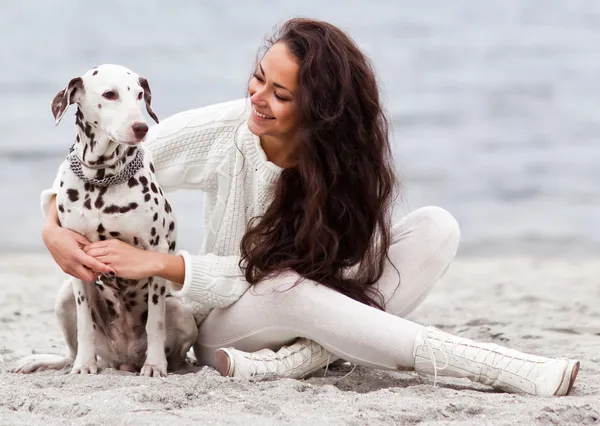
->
[37,17,579,397]
[247,42,299,169]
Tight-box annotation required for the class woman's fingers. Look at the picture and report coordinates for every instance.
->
[76,250,113,274]
[83,241,109,253]
[74,265,97,283]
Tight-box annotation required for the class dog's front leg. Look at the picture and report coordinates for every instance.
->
[141,278,168,377]
[71,279,98,374]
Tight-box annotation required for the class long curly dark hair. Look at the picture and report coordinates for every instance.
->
[240,18,399,309]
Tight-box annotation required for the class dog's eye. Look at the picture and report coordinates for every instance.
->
[102,90,118,100]
[137,92,143,101]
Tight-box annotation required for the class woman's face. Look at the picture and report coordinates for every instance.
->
[247,42,299,143]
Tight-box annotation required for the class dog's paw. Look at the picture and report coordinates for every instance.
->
[140,361,168,378]
[71,355,98,375]
[12,355,71,374]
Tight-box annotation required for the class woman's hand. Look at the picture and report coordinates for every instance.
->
[42,223,114,282]
[83,239,161,280]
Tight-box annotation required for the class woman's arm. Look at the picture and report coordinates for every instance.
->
[84,240,249,308]
[43,195,115,282]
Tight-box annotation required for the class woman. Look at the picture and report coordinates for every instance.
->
[41,18,579,396]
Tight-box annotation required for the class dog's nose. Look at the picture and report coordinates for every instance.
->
[132,122,149,140]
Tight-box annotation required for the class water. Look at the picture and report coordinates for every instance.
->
[2,0,600,256]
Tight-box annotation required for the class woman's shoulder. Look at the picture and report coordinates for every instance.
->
[150,98,250,137]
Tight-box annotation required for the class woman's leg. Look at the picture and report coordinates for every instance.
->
[377,206,460,317]
[194,206,459,368]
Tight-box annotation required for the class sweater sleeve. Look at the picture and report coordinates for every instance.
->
[169,250,250,308]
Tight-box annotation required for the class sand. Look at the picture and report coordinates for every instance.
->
[0,253,599,425]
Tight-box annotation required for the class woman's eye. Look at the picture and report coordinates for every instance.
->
[102,90,118,100]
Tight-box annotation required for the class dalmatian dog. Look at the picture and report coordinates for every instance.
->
[15,64,198,377]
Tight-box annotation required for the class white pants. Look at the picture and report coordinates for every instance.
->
[194,206,460,370]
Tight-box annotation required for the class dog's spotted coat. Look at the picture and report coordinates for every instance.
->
[15,64,197,377]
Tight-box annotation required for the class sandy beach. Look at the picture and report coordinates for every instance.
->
[1,253,598,425]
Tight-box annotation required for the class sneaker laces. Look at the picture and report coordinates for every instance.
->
[422,328,545,387]
[239,341,330,380]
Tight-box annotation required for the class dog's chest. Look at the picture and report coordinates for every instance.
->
[56,162,176,253]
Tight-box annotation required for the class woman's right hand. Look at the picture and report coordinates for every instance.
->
[42,222,115,282]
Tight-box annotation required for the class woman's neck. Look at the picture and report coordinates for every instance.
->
[260,135,298,169]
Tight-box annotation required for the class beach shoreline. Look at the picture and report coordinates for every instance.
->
[1,253,598,425]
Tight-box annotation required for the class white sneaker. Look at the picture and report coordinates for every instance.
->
[215,338,339,381]
[413,326,580,396]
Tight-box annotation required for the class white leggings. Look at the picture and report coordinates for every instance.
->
[194,206,460,371]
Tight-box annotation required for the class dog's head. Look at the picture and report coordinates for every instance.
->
[51,64,159,144]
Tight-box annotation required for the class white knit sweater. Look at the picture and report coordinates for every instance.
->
[41,98,283,321]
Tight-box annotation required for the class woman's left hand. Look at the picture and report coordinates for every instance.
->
[83,239,160,280]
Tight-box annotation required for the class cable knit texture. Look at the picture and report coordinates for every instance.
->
[41,98,282,323]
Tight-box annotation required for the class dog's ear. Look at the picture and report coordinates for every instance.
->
[138,77,159,124]
[51,77,84,126]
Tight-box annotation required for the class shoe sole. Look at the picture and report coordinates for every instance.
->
[554,360,580,396]
[214,349,233,377]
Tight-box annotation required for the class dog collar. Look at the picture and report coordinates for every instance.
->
[67,147,145,188]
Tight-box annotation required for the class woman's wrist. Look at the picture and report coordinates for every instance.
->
[150,251,186,290]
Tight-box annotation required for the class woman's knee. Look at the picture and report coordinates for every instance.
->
[394,206,460,255]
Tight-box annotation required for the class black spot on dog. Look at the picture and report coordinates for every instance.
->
[151,227,156,236]
[92,70,98,76]
[150,183,158,193]
[66,189,79,202]
[168,241,176,252]
[103,202,138,214]
[141,310,148,323]
[153,212,158,222]
[82,143,88,161]
[141,282,149,290]
[160,286,166,296]
[144,193,151,202]
[97,224,105,234]
[133,237,139,246]
[153,283,158,291]
[127,86,130,91]
[60,181,64,187]
[98,104,102,109]
[150,163,155,173]
[128,177,139,187]
[168,222,175,232]
[58,204,65,213]
[94,196,105,209]
[96,282,104,291]
[139,176,148,186]
[142,187,149,194]
[96,169,105,180]
[152,294,159,305]
[98,235,106,241]
[162,218,165,228]
[109,231,120,237]
[164,200,172,213]
[127,147,136,157]
[84,182,91,192]
[159,188,163,196]
[76,297,81,305]
[154,198,158,205]
[81,295,85,303]
[83,199,92,210]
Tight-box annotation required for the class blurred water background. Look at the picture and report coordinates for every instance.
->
[2,0,600,256]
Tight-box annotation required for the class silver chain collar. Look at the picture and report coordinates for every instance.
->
[67,145,145,188]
